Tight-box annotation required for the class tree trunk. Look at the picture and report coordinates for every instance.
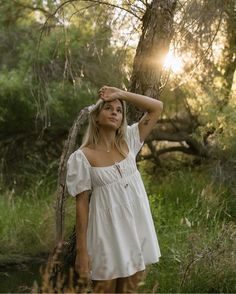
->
[128,0,177,123]
[55,108,89,243]
[220,0,236,109]
[127,0,213,159]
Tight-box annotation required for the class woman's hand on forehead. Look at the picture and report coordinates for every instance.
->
[98,85,124,101]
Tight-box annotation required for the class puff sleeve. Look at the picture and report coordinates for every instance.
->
[66,150,92,197]
[126,122,144,156]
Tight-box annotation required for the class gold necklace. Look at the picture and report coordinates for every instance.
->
[97,146,112,153]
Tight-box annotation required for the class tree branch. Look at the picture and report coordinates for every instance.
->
[141,145,197,159]
[55,107,89,243]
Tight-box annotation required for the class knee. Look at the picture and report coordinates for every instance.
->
[116,270,146,293]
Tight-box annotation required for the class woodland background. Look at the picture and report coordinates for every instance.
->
[0,0,236,293]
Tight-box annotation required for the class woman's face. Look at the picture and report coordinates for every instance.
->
[96,99,123,130]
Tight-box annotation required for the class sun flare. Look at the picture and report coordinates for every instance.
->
[164,51,183,74]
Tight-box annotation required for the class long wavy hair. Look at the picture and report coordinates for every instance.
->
[80,99,128,157]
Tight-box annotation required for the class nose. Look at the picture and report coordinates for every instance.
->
[111,109,118,116]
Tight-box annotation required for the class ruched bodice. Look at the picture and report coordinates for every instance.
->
[82,150,137,188]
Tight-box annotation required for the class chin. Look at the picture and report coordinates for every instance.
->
[104,122,120,130]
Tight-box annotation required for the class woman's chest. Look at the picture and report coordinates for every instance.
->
[84,142,129,168]
[89,154,137,187]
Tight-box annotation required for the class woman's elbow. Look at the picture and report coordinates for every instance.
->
[153,100,163,116]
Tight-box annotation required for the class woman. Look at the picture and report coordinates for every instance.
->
[66,86,163,293]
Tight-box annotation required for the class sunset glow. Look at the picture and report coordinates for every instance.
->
[164,51,183,74]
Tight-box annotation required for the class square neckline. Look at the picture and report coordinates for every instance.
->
[79,141,130,169]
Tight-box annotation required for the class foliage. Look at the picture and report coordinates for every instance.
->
[0,0,235,188]
[0,1,132,189]
[0,170,75,258]
[136,161,236,293]
[0,190,54,256]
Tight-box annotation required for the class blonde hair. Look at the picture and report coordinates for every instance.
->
[80,99,128,157]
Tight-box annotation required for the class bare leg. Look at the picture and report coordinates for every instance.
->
[115,269,146,293]
[92,278,117,293]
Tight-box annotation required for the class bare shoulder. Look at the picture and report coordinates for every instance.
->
[81,145,93,152]
[80,145,96,165]
[81,145,94,157]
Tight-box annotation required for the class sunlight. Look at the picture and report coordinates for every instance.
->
[164,51,184,74]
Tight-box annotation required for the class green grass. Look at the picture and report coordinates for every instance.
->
[0,191,54,258]
[0,190,76,261]
[137,161,236,293]
[1,161,236,293]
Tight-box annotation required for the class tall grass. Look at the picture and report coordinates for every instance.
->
[1,160,236,293]
[137,161,236,293]
[0,175,75,260]
[0,190,54,259]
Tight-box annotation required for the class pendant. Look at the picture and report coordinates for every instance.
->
[107,150,110,153]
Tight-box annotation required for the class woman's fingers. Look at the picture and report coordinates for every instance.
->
[98,85,122,102]
[98,87,105,99]
[98,86,108,92]
[98,85,107,93]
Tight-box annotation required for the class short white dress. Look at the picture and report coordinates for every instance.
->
[66,122,161,280]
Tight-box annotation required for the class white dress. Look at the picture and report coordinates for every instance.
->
[66,122,161,280]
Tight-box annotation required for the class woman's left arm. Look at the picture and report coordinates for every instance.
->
[121,91,163,142]
[98,86,163,142]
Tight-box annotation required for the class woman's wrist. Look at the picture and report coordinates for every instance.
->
[119,89,163,113]
[118,89,126,100]
[120,90,139,103]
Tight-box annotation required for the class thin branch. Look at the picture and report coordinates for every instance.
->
[12,0,59,21]
[68,3,98,21]
[170,6,224,91]
[141,145,196,159]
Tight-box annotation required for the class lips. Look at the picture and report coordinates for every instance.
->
[109,117,118,122]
